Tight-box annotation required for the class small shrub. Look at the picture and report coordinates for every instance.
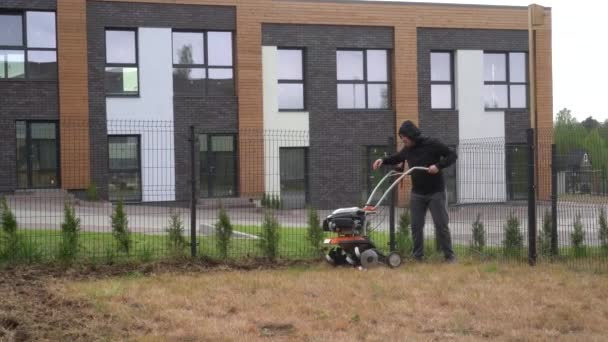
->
[306,207,324,255]
[471,213,485,252]
[503,212,523,258]
[215,207,233,260]
[259,210,280,261]
[1,197,17,236]
[270,194,278,209]
[571,213,586,257]
[111,200,131,254]
[396,210,413,257]
[103,247,116,265]
[86,183,99,201]
[58,202,81,263]
[599,209,608,252]
[538,210,553,256]
[15,239,42,264]
[166,211,187,256]
[261,193,268,207]
[0,197,19,261]
[139,244,154,263]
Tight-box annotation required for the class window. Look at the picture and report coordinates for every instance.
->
[430,52,454,109]
[337,49,390,109]
[108,136,141,201]
[484,52,528,109]
[277,48,305,111]
[172,31,234,96]
[105,29,138,95]
[0,11,57,80]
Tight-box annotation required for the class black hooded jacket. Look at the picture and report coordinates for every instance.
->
[382,136,457,195]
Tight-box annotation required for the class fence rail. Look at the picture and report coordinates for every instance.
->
[0,121,607,268]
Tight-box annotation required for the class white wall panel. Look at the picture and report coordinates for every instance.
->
[106,28,175,202]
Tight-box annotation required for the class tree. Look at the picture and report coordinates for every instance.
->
[111,200,131,254]
[581,116,600,131]
[174,45,194,80]
[215,207,233,260]
[554,108,587,154]
[306,207,324,255]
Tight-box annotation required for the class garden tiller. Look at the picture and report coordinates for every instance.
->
[322,166,429,269]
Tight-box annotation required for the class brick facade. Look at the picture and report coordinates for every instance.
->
[417,28,530,145]
[263,24,395,208]
[86,1,236,200]
[0,0,58,193]
[0,0,553,204]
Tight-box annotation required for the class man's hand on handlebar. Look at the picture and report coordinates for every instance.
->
[372,159,383,170]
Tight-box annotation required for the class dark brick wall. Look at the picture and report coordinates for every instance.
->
[263,24,395,208]
[1,0,55,10]
[86,1,236,201]
[0,2,58,193]
[417,28,530,146]
[174,97,238,201]
[505,111,529,144]
[0,82,59,192]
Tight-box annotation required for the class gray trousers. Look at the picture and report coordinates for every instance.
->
[410,191,455,260]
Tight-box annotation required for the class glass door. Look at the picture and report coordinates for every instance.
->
[16,121,60,189]
[199,134,237,198]
[506,144,528,200]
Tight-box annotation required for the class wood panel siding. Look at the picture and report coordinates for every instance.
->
[57,0,90,190]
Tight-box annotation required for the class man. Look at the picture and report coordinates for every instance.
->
[372,120,457,262]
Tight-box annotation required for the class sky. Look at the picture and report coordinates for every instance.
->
[366,0,608,122]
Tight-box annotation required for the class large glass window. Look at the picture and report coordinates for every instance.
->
[430,52,454,109]
[105,29,139,95]
[484,52,528,109]
[278,48,304,111]
[337,49,390,109]
[0,11,57,80]
[172,31,234,96]
[108,136,141,202]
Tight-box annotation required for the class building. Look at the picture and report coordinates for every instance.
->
[0,0,553,208]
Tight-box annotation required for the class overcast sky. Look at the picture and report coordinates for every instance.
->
[366,0,607,122]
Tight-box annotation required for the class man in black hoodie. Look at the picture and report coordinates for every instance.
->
[372,120,457,262]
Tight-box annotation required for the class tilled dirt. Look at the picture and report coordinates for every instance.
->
[0,257,318,341]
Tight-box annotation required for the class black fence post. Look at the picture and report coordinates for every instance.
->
[551,144,558,257]
[190,126,198,257]
[527,128,537,266]
[388,136,396,252]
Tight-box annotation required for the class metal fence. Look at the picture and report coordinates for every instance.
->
[0,120,607,267]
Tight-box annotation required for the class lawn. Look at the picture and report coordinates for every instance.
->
[24,262,608,341]
[5,225,606,264]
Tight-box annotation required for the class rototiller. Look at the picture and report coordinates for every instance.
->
[322,166,429,269]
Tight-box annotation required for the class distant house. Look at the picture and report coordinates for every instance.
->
[556,149,599,194]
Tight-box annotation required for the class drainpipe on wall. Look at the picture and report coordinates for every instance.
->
[528,3,545,198]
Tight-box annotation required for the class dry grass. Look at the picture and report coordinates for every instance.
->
[57,262,608,341]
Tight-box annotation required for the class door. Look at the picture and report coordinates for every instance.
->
[506,144,528,200]
[199,134,237,198]
[16,121,60,189]
[280,147,308,209]
[365,146,389,205]
[108,135,142,202]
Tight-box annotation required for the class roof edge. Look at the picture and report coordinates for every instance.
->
[276,0,551,11]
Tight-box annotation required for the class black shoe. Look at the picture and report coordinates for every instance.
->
[445,256,457,264]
